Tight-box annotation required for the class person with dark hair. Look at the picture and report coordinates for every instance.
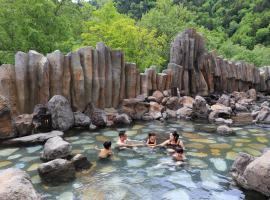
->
[146,132,157,147]
[172,147,185,161]
[116,130,145,149]
[157,131,184,149]
[95,141,113,158]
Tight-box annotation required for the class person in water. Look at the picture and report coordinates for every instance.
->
[158,131,185,149]
[172,147,185,161]
[116,131,145,148]
[146,132,157,147]
[95,141,113,158]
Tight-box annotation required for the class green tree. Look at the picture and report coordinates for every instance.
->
[78,1,166,71]
[0,0,90,64]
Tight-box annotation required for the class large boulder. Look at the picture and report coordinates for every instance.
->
[0,168,40,200]
[246,89,257,101]
[70,154,92,171]
[217,94,231,107]
[74,111,91,127]
[209,103,232,122]
[152,90,164,103]
[216,125,235,136]
[14,114,34,137]
[47,95,74,131]
[0,96,15,139]
[243,151,270,196]
[254,106,270,124]
[232,112,253,125]
[38,159,75,185]
[121,98,149,120]
[165,97,180,110]
[41,136,72,161]
[179,96,194,108]
[230,151,270,197]
[149,102,165,119]
[113,113,132,125]
[84,103,107,127]
[191,96,210,119]
[176,106,192,120]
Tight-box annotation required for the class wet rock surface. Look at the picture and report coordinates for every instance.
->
[41,136,72,161]
[0,168,41,200]
[230,151,270,197]
[38,158,75,185]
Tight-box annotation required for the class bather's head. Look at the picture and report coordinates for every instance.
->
[170,131,179,142]
[119,131,127,141]
[103,141,112,150]
[148,132,156,141]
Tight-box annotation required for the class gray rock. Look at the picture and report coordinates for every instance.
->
[0,168,40,200]
[47,95,74,131]
[209,103,232,122]
[165,97,179,110]
[41,136,72,161]
[149,102,164,119]
[113,113,132,125]
[235,103,248,112]
[0,130,64,146]
[15,114,34,137]
[214,118,233,125]
[38,159,75,185]
[217,94,231,107]
[166,109,177,118]
[176,106,192,120]
[84,103,107,127]
[74,111,91,127]
[254,106,270,123]
[217,125,235,136]
[192,95,210,119]
[230,151,270,197]
[71,154,91,171]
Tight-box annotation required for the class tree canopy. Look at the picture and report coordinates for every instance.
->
[0,0,269,69]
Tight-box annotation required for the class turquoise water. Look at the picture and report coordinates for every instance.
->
[0,119,269,200]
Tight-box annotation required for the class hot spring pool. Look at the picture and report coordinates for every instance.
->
[0,120,269,200]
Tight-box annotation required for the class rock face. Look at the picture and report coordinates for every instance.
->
[83,103,107,127]
[1,29,268,115]
[74,111,91,127]
[41,136,72,161]
[0,168,40,200]
[170,29,263,96]
[121,98,149,120]
[47,95,74,131]
[71,154,91,171]
[113,113,132,125]
[38,159,75,185]
[230,151,270,197]
[216,125,234,136]
[191,96,210,119]
[0,96,15,139]
[14,114,34,137]
[0,130,64,146]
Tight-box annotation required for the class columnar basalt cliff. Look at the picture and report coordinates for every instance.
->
[169,29,264,96]
[0,43,172,115]
[0,28,270,115]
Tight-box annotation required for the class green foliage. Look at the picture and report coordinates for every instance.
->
[78,1,166,71]
[113,0,156,19]
[0,0,90,64]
